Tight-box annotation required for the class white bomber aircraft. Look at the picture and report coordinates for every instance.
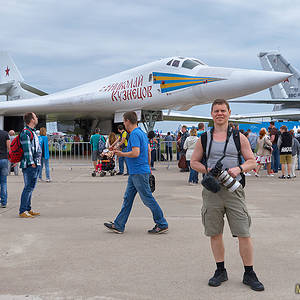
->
[0,52,291,134]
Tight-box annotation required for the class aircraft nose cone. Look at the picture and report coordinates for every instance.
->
[232,69,292,94]
[200,68,292,101]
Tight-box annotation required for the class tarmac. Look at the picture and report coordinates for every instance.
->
[0,160,299,300]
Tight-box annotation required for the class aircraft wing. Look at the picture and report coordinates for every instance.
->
[229,98,300,104]
[162,112,258,124]
[231,109,300,120]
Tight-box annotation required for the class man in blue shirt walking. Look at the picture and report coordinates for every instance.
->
[104,111,168,234]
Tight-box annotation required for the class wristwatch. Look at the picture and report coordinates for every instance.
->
[238,165,243,173]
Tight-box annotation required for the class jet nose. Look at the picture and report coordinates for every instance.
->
[231,69,291,95]
[199,67,292,100]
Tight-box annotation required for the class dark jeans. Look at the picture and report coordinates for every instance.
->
[271,144,280,172]
[166,146,173,161]
[19,166,38,214]
[150,149,156,167]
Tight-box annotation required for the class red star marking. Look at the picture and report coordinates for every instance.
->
[5,66,10,76]
[283,78,289,83]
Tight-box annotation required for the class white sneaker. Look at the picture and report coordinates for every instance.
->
[254,173,259,177]
[244,173,252,176]
[267,174,274,177]
[46,179,51,182]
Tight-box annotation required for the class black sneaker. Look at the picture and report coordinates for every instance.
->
[1,204,6,208]
[148,224,168,234]
[116,172,123,176]
[123,173,129,176]
[243,271,264,291]
[208,269,228,287]
[104,222,123,234]
[278,175,286,179]
[287,175,291,179]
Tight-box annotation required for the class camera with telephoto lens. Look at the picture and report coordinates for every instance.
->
[201,161,241,193]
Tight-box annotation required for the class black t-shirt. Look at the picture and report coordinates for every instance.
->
[0,130,9,159]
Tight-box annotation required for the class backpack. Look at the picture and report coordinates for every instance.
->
[98,135,106,153]
[200,128,246,187]
[8,129,34,163]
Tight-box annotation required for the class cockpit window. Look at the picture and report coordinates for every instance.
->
[166,59,173,66]
[172,60,180,67]
[182,59,199,69]
[192,59,205,65]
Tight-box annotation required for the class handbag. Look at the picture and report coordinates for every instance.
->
[178,154,188,169]
[263,137,272,152]
[149,174,155,193]
[263,144,272,151]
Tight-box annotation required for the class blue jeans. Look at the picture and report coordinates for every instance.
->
[187,161,198,183]
[20,166,38,214]
[271,144,280,172]
[0,159,8,205]
[119,146,128,174]
[38,158,50,180]
[114,174,168,232]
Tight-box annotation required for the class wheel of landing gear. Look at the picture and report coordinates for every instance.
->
[92,172,96,177]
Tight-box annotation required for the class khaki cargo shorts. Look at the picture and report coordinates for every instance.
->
[201,185,251,237]
[280,154,292,164]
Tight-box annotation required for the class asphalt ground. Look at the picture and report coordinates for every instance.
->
[0,160,299,300]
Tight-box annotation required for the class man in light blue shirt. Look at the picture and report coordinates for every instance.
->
[164,132,173,161]
[104,111,168,234]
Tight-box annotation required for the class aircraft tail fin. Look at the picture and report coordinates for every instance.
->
[258,51,300,99]
[0,51,47,100]
[0,51,24,84]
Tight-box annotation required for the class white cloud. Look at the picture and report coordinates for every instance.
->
[0,0,299,120]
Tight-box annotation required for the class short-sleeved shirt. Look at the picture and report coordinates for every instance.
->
[164,135,173,147]
[126,127,150,175]
[0,130,9,159]
[121,131,128,147]
[90,134,104,151]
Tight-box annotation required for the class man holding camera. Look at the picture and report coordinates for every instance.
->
[191,99,264,291]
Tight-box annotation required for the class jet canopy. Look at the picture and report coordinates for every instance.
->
[166,57,206,69]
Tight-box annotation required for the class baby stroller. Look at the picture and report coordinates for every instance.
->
[92,154,116,177]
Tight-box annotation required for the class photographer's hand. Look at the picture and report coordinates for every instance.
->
[228,167,240,178]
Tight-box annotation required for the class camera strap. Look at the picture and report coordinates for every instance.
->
[206,126,232,166]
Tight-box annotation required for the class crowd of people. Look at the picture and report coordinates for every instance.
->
[232,122,300,179]
[4,105,300,293]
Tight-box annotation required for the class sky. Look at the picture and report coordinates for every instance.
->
[0,0,300,131]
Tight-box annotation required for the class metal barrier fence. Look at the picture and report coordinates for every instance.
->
[49,142,92,161]
[48,140,180,162]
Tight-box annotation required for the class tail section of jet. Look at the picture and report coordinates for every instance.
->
[0,51,47,100]
[259,51,300,99]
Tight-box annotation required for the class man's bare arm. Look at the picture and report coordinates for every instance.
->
[114,147,139,158]
[228,133,256,178]
[6,140,10,152]
[190,139,207,174]
[148,144,151,166]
